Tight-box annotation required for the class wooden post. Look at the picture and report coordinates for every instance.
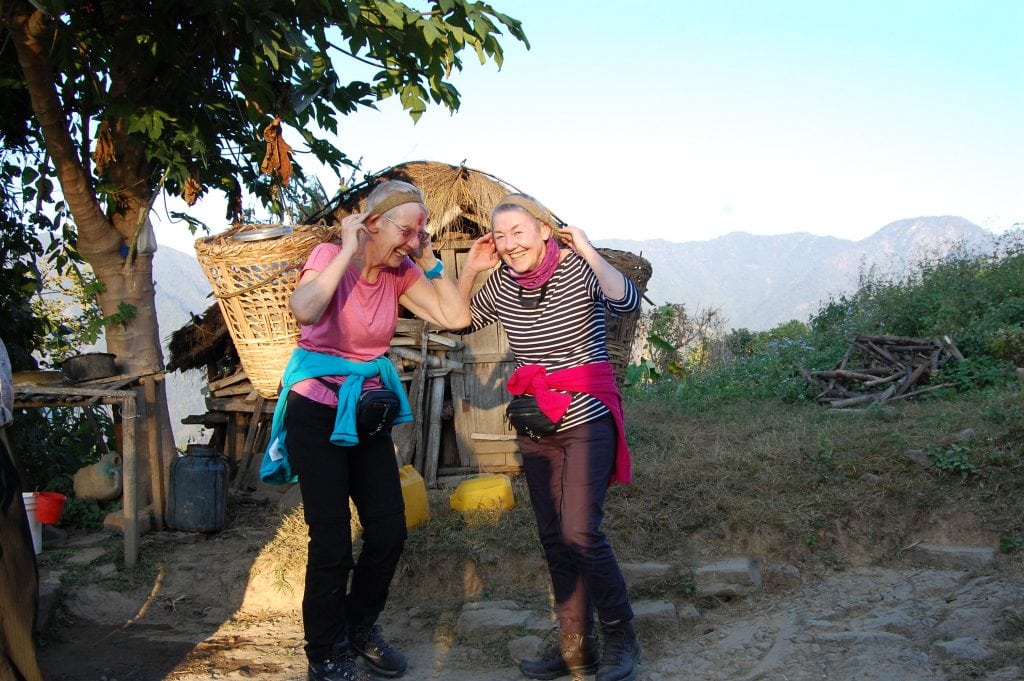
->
[411,328,430,473]
[392,363,422,466]
[143,376,165,529]
[423,370,447,488]
[121,392,138,569]
[234,396,266,490]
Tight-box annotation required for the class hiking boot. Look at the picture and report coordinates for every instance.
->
[519,629,599,680]
[349,623,408,677]
[596,619,640,681]
[308,642,370,681]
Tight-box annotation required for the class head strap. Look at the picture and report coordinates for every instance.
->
[496,194,560,226]
[370,190,425,217]
[494,194,567,241]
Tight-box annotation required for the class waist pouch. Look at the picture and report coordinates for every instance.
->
[505,395,561,441]
[356,388,402,436]
[316,379,402,437]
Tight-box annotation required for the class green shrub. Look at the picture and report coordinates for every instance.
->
[628,230,1024,407]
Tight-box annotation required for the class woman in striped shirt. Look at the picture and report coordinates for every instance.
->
[457,194,642,681]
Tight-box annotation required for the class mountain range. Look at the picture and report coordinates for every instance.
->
[153,215,994,443]
[598,215,991,331]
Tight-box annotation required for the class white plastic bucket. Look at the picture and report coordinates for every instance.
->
[22,492,42,555]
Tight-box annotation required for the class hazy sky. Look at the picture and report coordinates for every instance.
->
[154,0,1024,253]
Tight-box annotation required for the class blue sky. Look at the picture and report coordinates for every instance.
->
[154,1,1024,253]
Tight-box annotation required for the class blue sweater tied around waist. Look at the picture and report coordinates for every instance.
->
[260,347,412,485]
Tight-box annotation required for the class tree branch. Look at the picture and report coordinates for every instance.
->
[2,1,119,261]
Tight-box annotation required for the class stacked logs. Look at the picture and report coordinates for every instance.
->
[807,334,963,408]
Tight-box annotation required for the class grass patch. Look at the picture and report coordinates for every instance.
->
[252,385,1024,614]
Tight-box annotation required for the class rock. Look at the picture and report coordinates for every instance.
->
[73,451,123,501]
[508,635,542,663]
[677,605,702,624]
[57,531,108,548]
[632,600,677,625]
[905,543,997,571]
[904,449,932,467]
[620,561,675,586]
[65,546,107,566]
[765,563,803,587]
[693,557,763,597]
[955,428,976,441]
[103,505,155,535]
[933,637,994,661]
[456,601,534,641]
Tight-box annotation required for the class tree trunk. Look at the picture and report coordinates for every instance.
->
[4,2,176,517]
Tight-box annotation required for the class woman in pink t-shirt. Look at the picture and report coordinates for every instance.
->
[285,180,469,681]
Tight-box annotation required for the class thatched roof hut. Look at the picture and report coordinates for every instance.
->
[169,160,651,485]
[168,160,516,374]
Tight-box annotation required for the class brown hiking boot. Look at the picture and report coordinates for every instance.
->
[519,629,599,680]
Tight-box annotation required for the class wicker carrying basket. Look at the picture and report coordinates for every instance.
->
[598,248,653,385]
[194,224,334,399]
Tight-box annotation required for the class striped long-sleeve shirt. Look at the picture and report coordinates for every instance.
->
[463,251,640,431]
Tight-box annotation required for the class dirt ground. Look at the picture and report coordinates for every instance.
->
[35,496,1024,681]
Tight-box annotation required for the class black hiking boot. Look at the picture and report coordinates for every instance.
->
[308,641,371,681]
[349,623,408,677]
[519,629,599,680]
[596,619,641,681]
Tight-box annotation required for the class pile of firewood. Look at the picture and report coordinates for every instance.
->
[804,334,963,408]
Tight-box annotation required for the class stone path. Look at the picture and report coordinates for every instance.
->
[35,527,1024,680]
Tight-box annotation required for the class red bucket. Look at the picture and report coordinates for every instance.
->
[34,492,66,525]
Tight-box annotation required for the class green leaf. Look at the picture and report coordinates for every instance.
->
[378,2,406,29]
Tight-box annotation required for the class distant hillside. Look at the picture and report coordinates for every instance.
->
[154,215,994,445]
[597,215,992,331]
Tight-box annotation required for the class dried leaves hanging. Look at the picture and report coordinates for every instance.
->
[92,121,115,175]
[183,171,203,206]
[260,116,293,187]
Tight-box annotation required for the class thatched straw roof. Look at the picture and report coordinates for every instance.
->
[308,160,520,245]
[166,302,234,373]
[167,161,519,373]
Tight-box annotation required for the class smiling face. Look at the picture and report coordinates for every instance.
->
[367,202,428,268]
[491,208,552,273]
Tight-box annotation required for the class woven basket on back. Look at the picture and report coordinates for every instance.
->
[598,248,653,385]
[194,223,334,399]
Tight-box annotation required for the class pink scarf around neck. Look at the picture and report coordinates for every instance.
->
[505,239,560,289]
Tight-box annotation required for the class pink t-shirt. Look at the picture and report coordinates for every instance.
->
[291,242,420,406]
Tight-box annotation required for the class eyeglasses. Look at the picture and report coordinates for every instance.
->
[382,215,428,242]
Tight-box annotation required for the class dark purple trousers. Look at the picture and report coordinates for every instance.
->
[518,414,633,634]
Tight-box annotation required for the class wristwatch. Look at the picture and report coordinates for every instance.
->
[424,260,444,279]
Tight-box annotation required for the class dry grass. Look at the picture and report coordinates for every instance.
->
[609,387,1024,573]
[254,385,1024,611]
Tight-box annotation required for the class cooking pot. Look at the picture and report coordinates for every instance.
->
[61,352,118,382]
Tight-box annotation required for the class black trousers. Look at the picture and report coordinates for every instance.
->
[284,394,407,662]
[518,415,633,634]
